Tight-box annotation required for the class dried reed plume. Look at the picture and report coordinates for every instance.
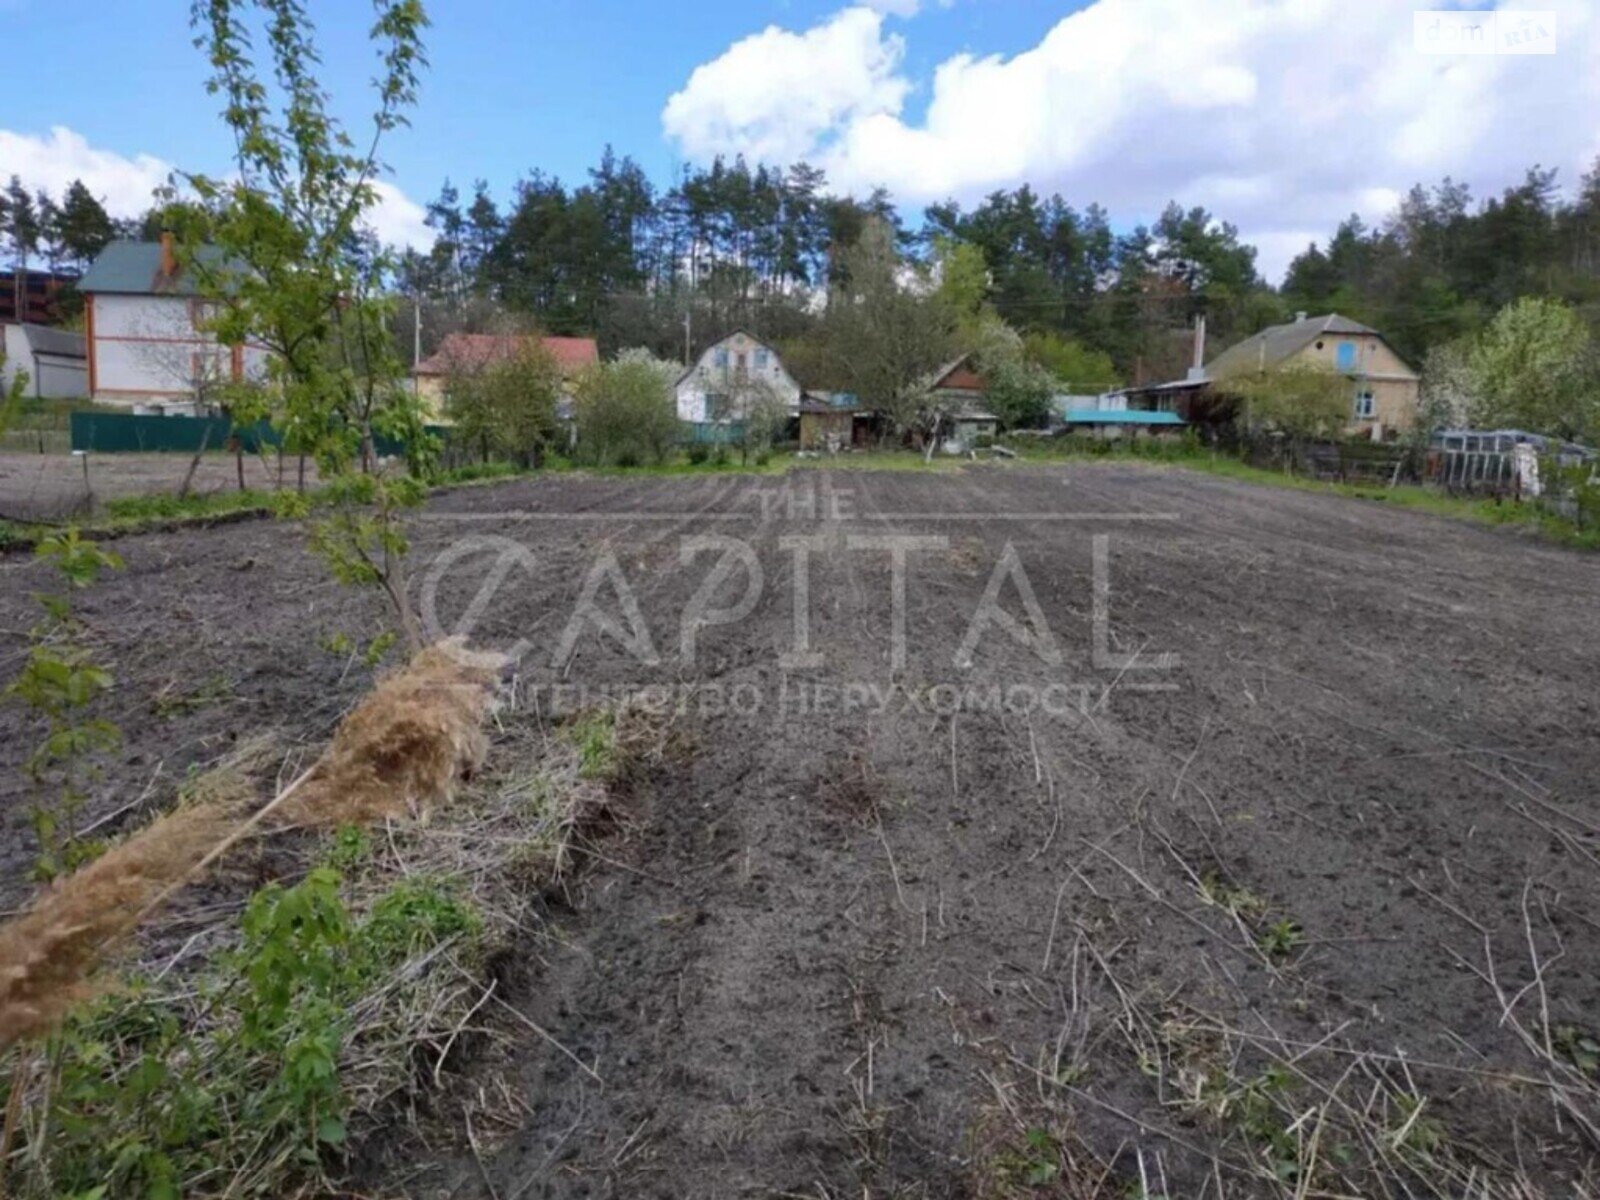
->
[0,638,504,1051]
[274,637,508,828]
[0,801,236,1050]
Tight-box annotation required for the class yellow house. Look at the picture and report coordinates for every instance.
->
[1206,313,1420,437]
[410,333,599,423]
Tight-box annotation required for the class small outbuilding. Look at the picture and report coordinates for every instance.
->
[942,409,999,453]
[797,396,851,451]
[1060,408,1186,439]
[2,322,88,399]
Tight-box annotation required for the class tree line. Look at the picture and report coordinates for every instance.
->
[1282,166,1600,365]
[10,145,1598,420]
[400,148,1600,395]
[1,177,123,277]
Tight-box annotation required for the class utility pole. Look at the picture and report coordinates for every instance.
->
[683,307,692,366]
[413,293,422,395]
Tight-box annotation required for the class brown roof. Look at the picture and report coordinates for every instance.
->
[413,333,599,377]
[1206,313,1417,380]
[927,353,986,394]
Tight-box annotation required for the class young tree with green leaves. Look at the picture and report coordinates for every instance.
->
[820,219,959,449]
[972,317,1057,430]
[446,341,562,466]
[572,350,680,466]
[5,531,124,879]
[1230,362,1353,463]
[1465,297,1596,442]
[178,0,433,651]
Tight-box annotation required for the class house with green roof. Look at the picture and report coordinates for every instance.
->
[77,236,268,415]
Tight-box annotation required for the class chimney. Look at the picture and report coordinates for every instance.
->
[1185,314,1208,382]
[1294,310,1307,324]
[159,231,177,278]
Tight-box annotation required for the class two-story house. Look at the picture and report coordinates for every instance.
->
[675,330,801,423]
[1205,313,1421,436]
[78,236,269,415]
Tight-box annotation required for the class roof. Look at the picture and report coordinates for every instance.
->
[950,409,998,422]
[1114,377,1212,396]
[1063,409,1186,426]
[77,240,241,297]
[1205,313,1416,379]
[413,333,600,377]
[10,322,85,360]
[673,329,787,389]
[926,353,985,394]
[801,390,861,411]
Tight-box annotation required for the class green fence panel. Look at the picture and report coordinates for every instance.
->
[70,412,450,457]
[70,412,275,453]
[680,421,745,445]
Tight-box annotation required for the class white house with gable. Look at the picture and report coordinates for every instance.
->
[675,330,801,423]
[79,236,270,415]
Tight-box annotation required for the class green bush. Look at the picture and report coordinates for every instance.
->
[684,442,710,465]
[18,869,487,1199]
[572,353,679,467]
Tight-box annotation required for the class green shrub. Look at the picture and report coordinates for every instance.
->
[572,352,680,466]
[358,879,483,971]
[18,868,488,1199]
[685,442,710,465]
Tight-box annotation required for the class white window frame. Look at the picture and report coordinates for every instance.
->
[1354,391,1376,419]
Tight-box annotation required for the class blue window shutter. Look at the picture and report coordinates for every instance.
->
[1336,341,1356,370]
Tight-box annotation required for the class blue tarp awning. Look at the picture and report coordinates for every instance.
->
[1062,409,1186,426]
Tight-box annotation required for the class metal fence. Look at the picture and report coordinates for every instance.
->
[1231,436,1420,484]
[70,412,274,454]
[1425,448,1522,495]
[1,429,71,455]
[69,411,447,458]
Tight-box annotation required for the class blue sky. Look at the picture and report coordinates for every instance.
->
[3,1,1076,207]
[2,1,1596,280]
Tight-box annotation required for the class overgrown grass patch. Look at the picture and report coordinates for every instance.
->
[0,692,667,1197]
[102,488,278,524]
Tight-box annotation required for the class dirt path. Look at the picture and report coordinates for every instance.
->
[2,462,1598,1197]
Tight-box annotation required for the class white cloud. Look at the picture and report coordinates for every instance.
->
[0,126,171,218]
[863,0,921,15]
[663,8,909,166]
[367,179,434,250]
[663,0,1600,281]
[0,125,434,251]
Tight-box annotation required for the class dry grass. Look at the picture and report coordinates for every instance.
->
[0,636,509,1057]
[0,655,671,1196]
[274,637,507,829]
[0,800,236,1050]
